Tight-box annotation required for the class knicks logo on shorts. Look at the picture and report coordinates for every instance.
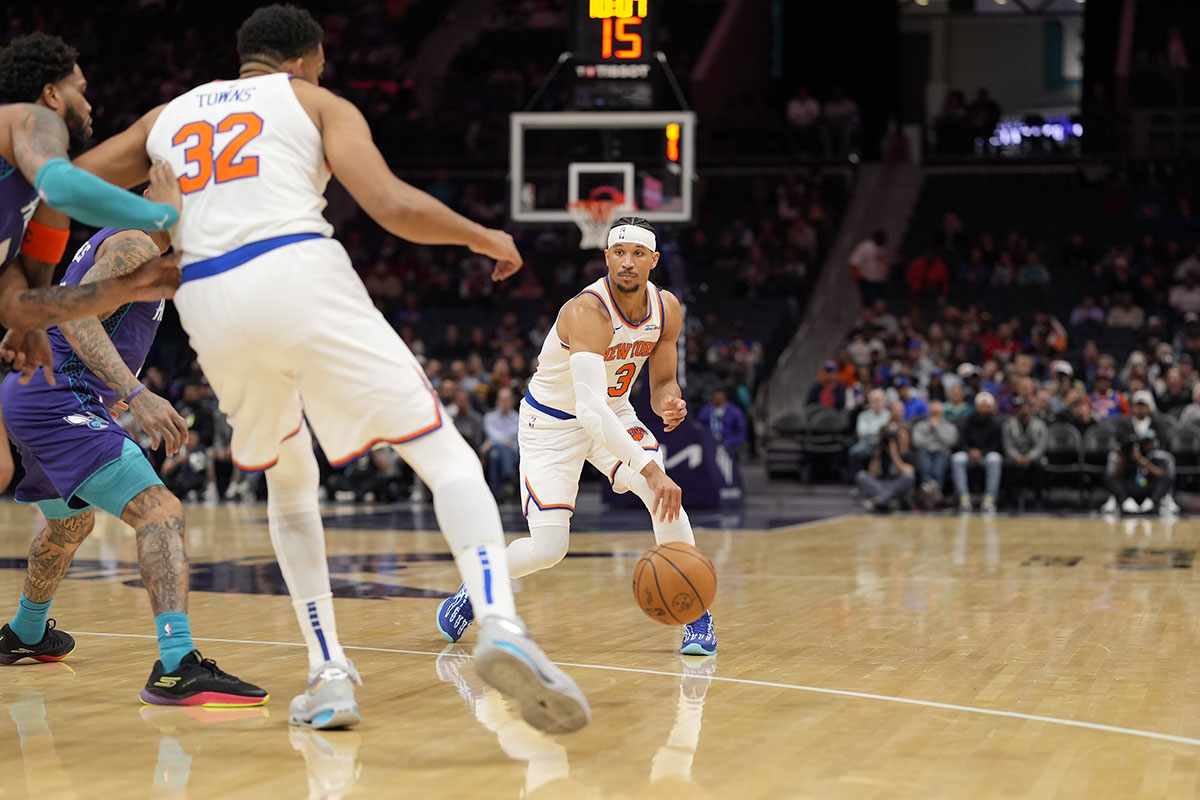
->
[627,426,648,441]
[63,413,109,430]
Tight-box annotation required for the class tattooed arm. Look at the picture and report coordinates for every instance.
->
[57,231,189,455]
[7,104,70,185]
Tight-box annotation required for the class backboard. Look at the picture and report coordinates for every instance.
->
[509,110,696,225]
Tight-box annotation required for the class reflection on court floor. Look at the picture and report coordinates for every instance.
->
[3,505,1200,798]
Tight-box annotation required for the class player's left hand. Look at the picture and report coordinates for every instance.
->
[0,328,56,386]
[659,396,687,432]
[145,160,183,225]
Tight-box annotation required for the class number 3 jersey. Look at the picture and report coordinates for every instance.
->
[145,73,333,265]
[525,275,666,418]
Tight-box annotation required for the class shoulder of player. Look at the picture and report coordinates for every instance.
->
[563,290,610,320]
[656,287,683,329]
[559,292,611,333]
[657,287,682,315]
[138,104,168,133]
[288,79,343,112]
[7,104,67,156]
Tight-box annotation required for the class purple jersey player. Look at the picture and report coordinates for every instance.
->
[0,33,182,383]
[0,223,267,706]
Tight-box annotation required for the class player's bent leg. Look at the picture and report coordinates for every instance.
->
[73,441,267,707]
[396,426,590,733]
[439,514,571,643]
[0,504,92,665]
[616,457,717,656]
[265,427,359,729]
[506,515,571,579]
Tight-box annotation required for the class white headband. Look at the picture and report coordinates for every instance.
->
[607,224,656,251]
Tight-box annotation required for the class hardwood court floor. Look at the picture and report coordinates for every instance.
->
[2,504,1200,799]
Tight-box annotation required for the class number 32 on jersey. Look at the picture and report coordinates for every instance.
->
[171,112,263,193]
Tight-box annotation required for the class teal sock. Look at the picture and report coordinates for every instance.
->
[10,594,51,645]
[155,612,194,673]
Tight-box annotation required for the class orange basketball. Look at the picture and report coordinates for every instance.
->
[632,542,716,625]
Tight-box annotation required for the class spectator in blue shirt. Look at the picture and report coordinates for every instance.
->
[482,387,520,501]
[699,390,748,460]
[896,377,928,420]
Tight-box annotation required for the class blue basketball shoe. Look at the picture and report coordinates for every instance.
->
[436,584,475,643]
[680,612,717,656]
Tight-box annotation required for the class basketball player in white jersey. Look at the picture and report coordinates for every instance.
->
[437,217,717,656]
[69,4,588,733]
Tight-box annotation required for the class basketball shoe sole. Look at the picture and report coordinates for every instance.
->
[473,617,590,735]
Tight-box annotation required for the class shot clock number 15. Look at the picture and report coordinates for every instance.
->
[590,0,649,60]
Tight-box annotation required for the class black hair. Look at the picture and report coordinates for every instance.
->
[0,33,78,104]
[609,215,656,237]
[237,4,324,66]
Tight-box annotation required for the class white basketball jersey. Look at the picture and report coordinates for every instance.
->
[146,73,333,265]
[527,276,665,415]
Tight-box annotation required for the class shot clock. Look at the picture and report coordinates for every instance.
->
[573,0,655,62]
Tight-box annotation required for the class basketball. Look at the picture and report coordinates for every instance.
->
[632,542,716,625]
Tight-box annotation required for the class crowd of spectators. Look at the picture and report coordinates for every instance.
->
[799,166,1200,515]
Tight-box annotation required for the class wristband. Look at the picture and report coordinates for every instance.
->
[125,384,147,403]
[21,220,71,264]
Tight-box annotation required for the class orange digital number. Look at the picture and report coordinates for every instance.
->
[171,112,263,193]
[614,17,642,59]
[609,363,636,397]
[601,16,643,59]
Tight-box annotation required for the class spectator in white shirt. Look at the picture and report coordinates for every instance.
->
[849,388,890,473]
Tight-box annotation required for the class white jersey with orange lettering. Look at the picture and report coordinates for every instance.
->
[518,276,668,521]
[525,275,665,417]
[146,73,333,265]
[142,73,439,472]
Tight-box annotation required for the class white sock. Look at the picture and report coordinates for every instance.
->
[394,426,517,622]
[626,470,696,545]
[291,594,346,671]
[267,426,347,670]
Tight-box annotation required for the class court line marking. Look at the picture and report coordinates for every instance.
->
[72,630,1200,749]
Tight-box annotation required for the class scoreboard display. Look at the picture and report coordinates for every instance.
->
[573,0,655,62]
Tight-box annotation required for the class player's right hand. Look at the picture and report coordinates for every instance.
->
[123,251,182,302]
[130,390,189,456]
[642,463,682,523]
[470,229,524,281]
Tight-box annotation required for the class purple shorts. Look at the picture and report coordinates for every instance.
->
[1,371,136,508]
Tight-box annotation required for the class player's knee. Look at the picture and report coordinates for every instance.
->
[396,426,484,491]
[121,485,184,530]
[528,523,570,569]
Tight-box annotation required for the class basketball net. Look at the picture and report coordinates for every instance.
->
[568,189,634,251]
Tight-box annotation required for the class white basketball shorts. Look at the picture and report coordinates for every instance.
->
[517,395,663,522]
[174,237,442,471]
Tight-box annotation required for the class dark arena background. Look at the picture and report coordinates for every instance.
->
[1,0,1200,797]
